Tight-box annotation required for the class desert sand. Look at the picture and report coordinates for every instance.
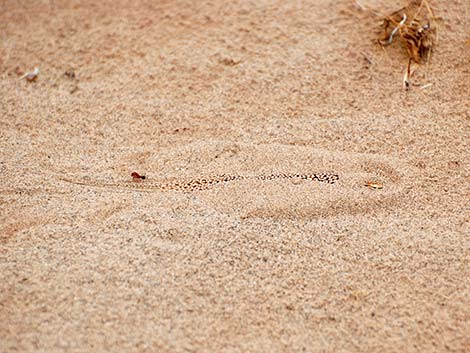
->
[1,0,469,352]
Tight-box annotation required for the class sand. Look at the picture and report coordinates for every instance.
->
[1,0,469,352]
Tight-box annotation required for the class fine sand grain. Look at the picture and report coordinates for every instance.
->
[1,0,469,352]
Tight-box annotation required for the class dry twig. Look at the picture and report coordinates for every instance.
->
[20,67,39,82]
[380,0,436,63]
[378,0,437,88]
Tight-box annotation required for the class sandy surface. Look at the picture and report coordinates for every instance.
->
[1,0,469,352]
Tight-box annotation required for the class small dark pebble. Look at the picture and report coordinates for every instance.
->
[64,69,76,79]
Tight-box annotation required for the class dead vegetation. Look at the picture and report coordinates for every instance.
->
[379,0,436,63]
[378,0,437,88]
[19,67,39,82]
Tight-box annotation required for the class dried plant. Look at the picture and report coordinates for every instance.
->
[379,0,436,63]
[378,0,437,88]
[20,67,40,82]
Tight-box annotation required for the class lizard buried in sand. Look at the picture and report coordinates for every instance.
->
[60,172,340,192]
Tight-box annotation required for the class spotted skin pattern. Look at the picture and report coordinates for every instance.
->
[60,172,339,192]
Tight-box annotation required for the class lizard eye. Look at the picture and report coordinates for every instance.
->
[131,172,145,180]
